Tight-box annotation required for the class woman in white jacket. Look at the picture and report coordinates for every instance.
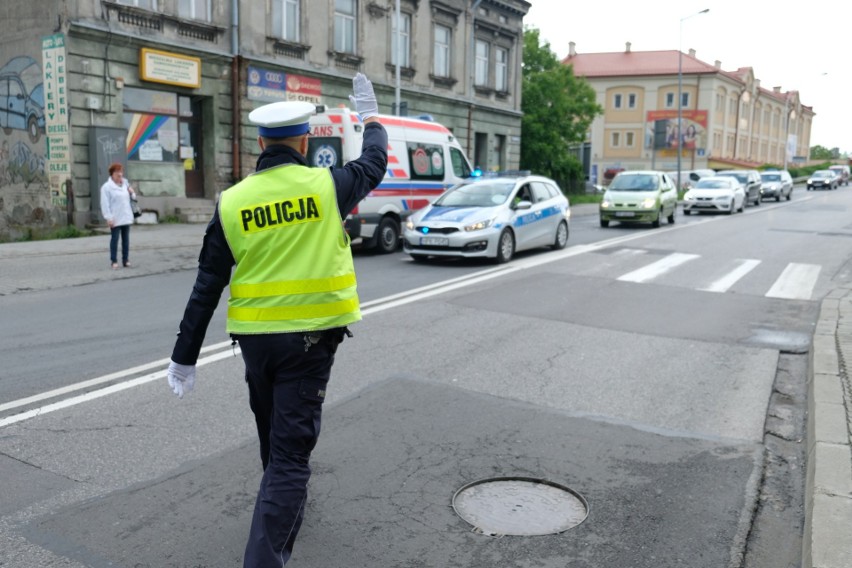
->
[100,162,137,269]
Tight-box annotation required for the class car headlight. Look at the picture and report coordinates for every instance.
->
[405,219,415,230]
[464,218,494,232]
[641,198,656,209]
[684,193,695,201]
[601,199,611,209]
[715,193,732,201]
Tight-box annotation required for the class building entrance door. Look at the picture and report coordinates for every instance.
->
[179,97,204,198]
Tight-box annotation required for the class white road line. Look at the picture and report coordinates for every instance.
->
[616,252,700,283]
[0,341,233,414]
[765,263,821,300]
[0,349,238,428]
[699,259,762,293]
[0,200,818,426]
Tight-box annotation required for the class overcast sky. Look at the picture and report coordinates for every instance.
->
[524,0,849,153]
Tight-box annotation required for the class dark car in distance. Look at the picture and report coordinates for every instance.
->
[807,170,839,191]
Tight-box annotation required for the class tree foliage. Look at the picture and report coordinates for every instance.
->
[520,28,601,189]
[810,145,841,160]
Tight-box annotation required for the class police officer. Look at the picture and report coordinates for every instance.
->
[166,73,387,567]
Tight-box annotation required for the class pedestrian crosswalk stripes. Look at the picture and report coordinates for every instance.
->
[698,259,762,293]
[617,252,700,283]
[582,249,820,301]
[765,263,821,300]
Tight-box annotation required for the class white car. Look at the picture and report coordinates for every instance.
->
[402,172,570,263]
[682,176,745,215]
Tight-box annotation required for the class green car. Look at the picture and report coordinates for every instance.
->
[599,170,678,228]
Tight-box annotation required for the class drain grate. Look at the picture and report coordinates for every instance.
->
[452,477,589,536]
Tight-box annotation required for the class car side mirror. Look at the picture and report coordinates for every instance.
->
[514,200,532,210]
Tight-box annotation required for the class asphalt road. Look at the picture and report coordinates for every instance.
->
[1,185,849,567]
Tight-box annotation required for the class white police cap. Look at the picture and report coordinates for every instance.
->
[249,100,316,138]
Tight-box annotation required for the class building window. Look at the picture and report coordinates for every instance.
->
[611,131,620,147]
[118,0,158,8]
[716,93,724,111]
[626,131,635,147]
[613,93,622,109]
[495,47,508,91]
[178,0,210,20]
[334,0,357,54]
[433,24,450,77]
[681,92,689,108]
[729,98,737,115]
[628,93,637,108]
[391,12,411,67]
[475,39,489,86]
[714,131,721,150]
[665,92,674,108]
[272,0,300,42]
[122,87,180,162]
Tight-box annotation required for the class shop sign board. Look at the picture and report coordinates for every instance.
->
[140,48,201,89]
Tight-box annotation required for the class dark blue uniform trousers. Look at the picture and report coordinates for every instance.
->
[237,331,340,568]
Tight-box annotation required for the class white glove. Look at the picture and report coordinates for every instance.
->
[167,360,196,399]
[349,73,379,120]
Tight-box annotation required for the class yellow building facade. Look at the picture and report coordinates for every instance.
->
[564,44,813,184]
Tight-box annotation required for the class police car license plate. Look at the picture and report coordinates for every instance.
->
[421,236,449,246]
[615,211,635,217]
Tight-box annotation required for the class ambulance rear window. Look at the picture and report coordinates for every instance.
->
[307,137,344,169]
[407,143,445,181]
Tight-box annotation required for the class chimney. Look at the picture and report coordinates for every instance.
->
[569,41,576,57]
[714,60,721,69]
[688,48,696,57]
[773,86,781,93]
[625,42,631,53]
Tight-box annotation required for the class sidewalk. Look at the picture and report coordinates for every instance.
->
[805,286,852,568]
[1,217,850,565]
[0,223,207,295]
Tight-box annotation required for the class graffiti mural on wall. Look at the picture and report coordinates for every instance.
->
[0,56,46,144]
[0,55,47,190]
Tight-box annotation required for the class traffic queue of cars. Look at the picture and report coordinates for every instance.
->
[355,161,847,264]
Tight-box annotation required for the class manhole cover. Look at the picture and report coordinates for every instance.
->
[452,477,589,536]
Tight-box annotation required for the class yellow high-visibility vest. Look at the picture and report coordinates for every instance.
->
[219,163,360,334]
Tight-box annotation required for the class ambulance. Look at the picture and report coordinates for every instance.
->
[308,106,473,253]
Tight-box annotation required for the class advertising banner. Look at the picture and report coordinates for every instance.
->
[646,110,708,157]
[247,66,322,104]
[41,33,70,207]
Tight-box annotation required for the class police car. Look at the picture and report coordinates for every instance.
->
[402,171,570,263]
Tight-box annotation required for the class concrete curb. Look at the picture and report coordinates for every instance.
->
[804,287,852,567]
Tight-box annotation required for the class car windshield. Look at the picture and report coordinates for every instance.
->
[433,180,514,207]
[761,174,781,182]
[812,171,832,178]
[609,174,658,191]
[695,180,732,189]
[718,172,747,183]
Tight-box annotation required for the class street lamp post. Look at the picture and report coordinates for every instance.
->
[677,8,709,190]
[783,103,796,171]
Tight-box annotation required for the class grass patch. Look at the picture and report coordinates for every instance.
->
[161,214,181,224]
[2,225,97,243]
[567,193,602,204]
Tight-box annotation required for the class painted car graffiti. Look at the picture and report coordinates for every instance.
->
[0,56,46,144]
